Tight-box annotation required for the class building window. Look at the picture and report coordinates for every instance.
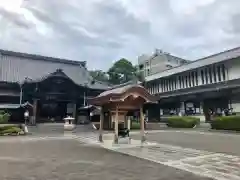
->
[147,69,150,75]
[221,64,226,81]
[185,101,201,115]
[195,71,198,86]
[174,78,177,90]
[205,68,208,84]
[185,76,188,88]
[191,72,195,86]
[179,76,182,89]
[209,67,213,84]
[217,65,222,82]
[182,76,185,88]
[172,79,175,90]
[213,65,217,82]
[166,80,168,92]
[201,70,204,84]
[164,80,167,92]
[188,73,192,87]
[165,80,168,92]
[169,79,171,91]
[169,80,172,91]
[161,81,164,92]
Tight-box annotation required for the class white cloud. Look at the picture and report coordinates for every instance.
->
[0,0,23,13]
[0,0,240,70]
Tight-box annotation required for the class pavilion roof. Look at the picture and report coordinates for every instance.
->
[88,81,157,106]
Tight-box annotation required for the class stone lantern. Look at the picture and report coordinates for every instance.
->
[63,116,75,131]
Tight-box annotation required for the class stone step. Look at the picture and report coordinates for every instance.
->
[27,123,97,134]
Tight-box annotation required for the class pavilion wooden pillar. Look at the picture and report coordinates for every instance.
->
[99,108,104,142]
[140,106,146,143]
[124,115,128,128]
[32,99,38,125]
[73,103,77,119]
[114,106,119,144]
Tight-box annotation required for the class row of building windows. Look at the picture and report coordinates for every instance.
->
[148,64,227,94]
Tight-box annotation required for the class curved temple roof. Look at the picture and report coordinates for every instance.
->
[0,49,109,90]
[88,83,157,106]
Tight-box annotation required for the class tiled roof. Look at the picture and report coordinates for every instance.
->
[97,80,142,97]
[88,79,157,106]
[0,49,86,66]
[0,49,109,90]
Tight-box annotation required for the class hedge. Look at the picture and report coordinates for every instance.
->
[0,125,22,135]
[167,116,200,128]
[0,111,10,124]
[131,121,141,129]
[211,116,240,131]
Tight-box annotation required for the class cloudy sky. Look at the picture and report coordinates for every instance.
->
[0,0,240,70]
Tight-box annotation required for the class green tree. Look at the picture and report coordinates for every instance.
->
[107,58,137,85]
[89,70,109,82]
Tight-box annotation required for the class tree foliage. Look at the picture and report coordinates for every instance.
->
[108,58,137,85]
[90,58,143,85]
[89,70,109,82]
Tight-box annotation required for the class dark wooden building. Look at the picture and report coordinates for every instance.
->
[0,49,109,124]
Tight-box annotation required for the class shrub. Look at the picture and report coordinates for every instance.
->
[167,116,200,128]
[211,116,240,131]
[0,126,22,135]
[131,121,141,129]
[0,125,17,131]
[0,111,10,124]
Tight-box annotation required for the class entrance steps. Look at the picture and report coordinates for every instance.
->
[73,123,97,133]
[27,123,65,134]
[27,123,97,135]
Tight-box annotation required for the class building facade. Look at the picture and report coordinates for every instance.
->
[143,47,240,122]
[138,49,190,78]
[0,49,109,123]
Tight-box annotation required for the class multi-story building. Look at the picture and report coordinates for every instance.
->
[137,49,190,78]
[143,47,240,122]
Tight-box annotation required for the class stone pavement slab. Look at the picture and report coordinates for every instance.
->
[1,129,239,180]
[0,139,212,180]
[131,130,240,156]
[109,142,240,180]
[69,131,240,180]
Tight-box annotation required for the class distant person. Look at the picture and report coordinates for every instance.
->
[144,114,148,129]
[24,110,29,125]
[178,111,182,117]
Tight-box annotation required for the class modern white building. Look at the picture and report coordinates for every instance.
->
[142,47,240,122]
[138,49,190,78]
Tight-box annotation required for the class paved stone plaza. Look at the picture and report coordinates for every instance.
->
[0,138,212,180]
[1,126,240,180]
[128,130,240,180]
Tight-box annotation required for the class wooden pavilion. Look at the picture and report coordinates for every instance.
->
[88,82,157,144]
